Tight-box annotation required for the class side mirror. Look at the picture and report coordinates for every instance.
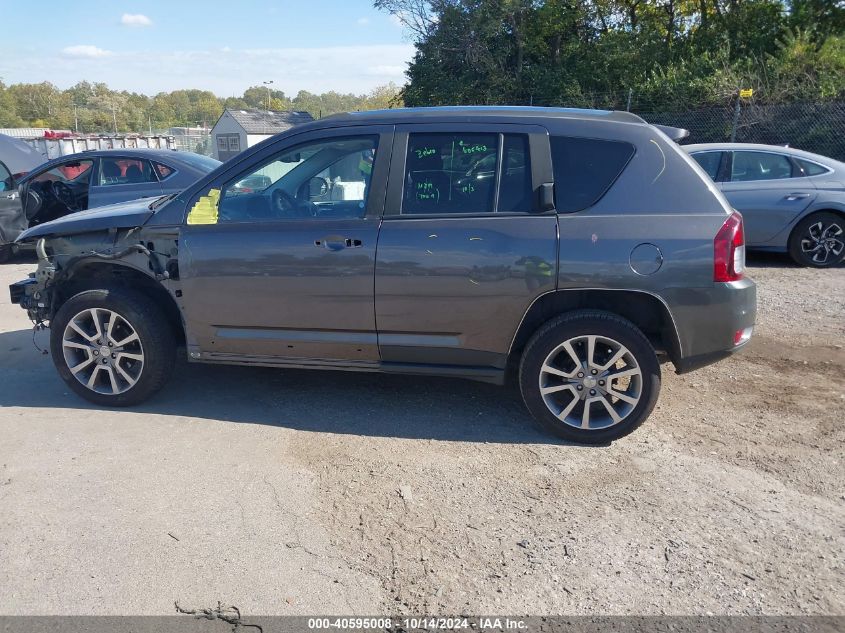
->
[539,182,555,212]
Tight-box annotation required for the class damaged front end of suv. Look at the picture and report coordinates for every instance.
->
[9,195,186,396]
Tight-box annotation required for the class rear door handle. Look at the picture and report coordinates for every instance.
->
[784,192,811,201]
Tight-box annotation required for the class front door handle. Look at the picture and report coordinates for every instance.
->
[784,192,811,201]
[315,236,363,251]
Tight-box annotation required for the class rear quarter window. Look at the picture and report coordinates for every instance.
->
[550,136,635,212]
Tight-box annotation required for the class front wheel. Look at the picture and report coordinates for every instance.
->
[788,212,845,268]
[50,287,176,406]
[519,311,661,444]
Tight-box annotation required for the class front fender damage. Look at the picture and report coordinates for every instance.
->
[15,228,178,325]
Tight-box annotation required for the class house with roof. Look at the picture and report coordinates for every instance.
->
[210,109,314,161]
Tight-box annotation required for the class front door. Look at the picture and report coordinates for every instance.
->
[375,124,558,369]
[0,160,25,246]
[719,150,818,245]
[178,126,392,362]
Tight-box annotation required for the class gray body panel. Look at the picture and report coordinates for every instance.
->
[12,107,756,384]
[686,143,845,251]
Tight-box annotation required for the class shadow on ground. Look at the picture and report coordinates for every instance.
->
[0,327,560,445]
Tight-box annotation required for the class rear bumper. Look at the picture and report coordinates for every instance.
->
[662,278,757,374]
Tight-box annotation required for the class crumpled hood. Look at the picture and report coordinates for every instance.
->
[16,197,155,243]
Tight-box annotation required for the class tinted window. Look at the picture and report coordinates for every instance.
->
[402,133,532,214]
[731,151,793,182]
[403,133,497,214]
[99,158,157,186]
[210,135,378,223]
[691,151,722,180]
[498,135,533,212]
[153,161,175,180]
[550,137,635,212]
[795,159,829,177]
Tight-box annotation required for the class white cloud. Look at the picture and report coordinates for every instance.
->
[357,17,370,26]
[61,45,113,58]
[121,13,153,27]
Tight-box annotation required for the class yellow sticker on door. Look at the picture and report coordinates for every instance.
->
[187,188,221,225]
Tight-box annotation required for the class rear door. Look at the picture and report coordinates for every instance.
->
[88,156,163,209]
[375,124,557,369]
[719,150,818,245]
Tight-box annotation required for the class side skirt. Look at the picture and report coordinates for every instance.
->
[194,353,505,385]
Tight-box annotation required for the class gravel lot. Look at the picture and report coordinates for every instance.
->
[0,253,842,616]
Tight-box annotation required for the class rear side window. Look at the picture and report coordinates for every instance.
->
[153,161,175,180]
[795,159,829,177]
[730,151,793,182]
[550,137,635,212]
[690,152,722,181]
[99,158,157,186]
[402,132,532,214]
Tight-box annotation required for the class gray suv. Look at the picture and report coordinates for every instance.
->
[9,107,756,443]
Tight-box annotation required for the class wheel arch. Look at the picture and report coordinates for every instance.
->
[52,260,185,344]
[787,207,845,244]
[509,289,682,368]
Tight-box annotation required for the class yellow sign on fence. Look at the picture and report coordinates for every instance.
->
[739,88,754,98]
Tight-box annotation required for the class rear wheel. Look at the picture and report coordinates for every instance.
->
[788,212,845,267]
[519,311,660,443]
[50,287,176,406]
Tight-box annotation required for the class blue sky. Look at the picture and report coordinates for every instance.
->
[0,0,414,96]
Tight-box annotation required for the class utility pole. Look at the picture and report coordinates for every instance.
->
[263,80,274,110]
[626,88,633,112]
[111,103,118,135]
[730,94,741,142]
[73,104,79,134]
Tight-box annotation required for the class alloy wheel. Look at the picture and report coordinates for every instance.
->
[61,308,145,395]
[801,220,844,265]
[538,334,642,430]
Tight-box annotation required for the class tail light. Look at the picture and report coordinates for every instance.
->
[714,211,745,282]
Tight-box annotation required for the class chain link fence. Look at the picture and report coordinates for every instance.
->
[637,101,845,160]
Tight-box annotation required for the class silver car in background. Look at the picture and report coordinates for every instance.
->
[686,143,845,267]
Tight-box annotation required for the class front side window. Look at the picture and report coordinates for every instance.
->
[550,136,635,212]
[401,132,533,215]
[691,151,723,181]
[32,160,94,185]
[98,158,157,186]
[730,151,793,182]
[208,135,378,223]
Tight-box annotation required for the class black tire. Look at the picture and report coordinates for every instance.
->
[788,212,845,268]
[49,287,176,406]
[519,310,660,444]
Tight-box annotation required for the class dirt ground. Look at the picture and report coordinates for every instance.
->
[0,253,842,616]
